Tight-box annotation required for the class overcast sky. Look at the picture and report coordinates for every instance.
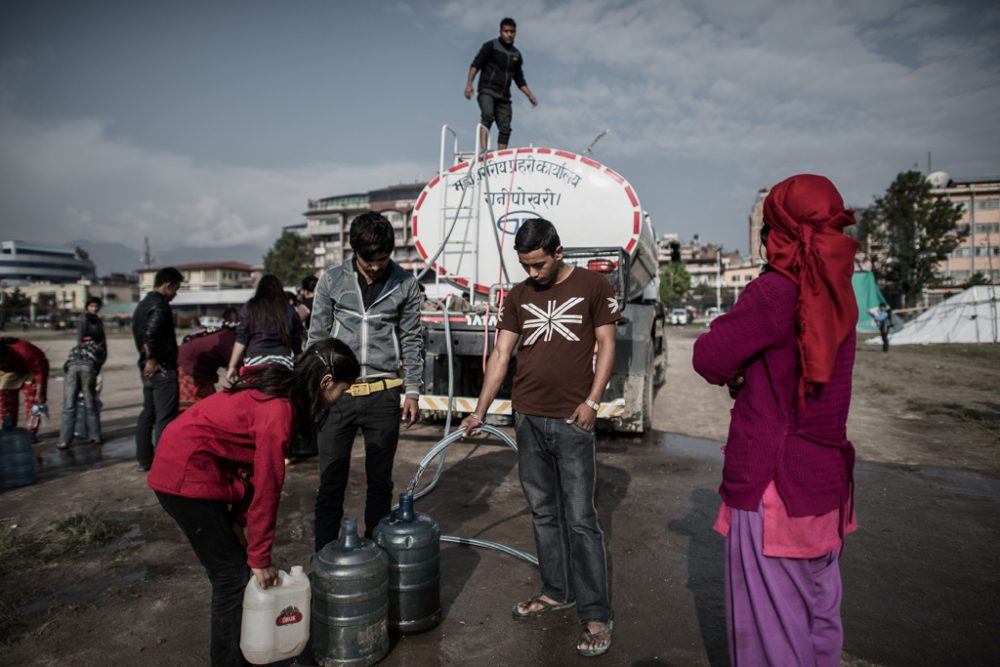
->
[2,0,998,260]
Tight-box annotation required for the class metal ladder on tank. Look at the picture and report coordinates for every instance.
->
[433,124,492,304]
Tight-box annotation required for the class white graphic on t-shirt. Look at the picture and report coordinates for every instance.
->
[521,298,584,345]
[607,297,619,313]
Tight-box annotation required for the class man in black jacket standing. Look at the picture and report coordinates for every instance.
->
[132,266,183,471]
[464,17,538,151]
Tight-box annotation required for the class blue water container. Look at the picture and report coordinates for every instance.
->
[0,415,37,490]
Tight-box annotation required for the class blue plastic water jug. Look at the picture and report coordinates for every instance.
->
[0,415,36,489]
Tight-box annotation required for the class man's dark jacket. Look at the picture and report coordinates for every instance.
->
[132,291,178,370]
[471,38,527,99]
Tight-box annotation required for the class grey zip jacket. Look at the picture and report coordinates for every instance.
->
[306,259,424,399]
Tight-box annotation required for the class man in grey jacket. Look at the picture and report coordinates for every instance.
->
[307,212,424,548]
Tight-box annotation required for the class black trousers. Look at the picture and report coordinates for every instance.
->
[136,369,179,468]
[477,92,513,145]
[156,491,250,667]
[314,387,402,550]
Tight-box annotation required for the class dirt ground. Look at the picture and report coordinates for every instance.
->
[1,326,997,666]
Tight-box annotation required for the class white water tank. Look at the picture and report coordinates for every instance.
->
[927,171,951,188]
[411,148,656,301]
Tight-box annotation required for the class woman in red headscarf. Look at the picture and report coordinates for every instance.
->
[693,175,859,667]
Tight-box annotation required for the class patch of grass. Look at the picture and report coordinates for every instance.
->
[866,381,899,395]
[902,343,1000,364]
[906,399,1000,432]
[0,513,132,578]
[0,513,137,646]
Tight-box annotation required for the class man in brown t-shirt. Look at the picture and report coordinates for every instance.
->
[460,218,618,657]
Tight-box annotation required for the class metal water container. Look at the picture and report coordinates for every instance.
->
[311,517,389,667]
[373,493,441,633]
[0,415,36,490]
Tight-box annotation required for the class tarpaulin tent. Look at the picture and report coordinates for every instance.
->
[868,285,1000,345]
[853,271,888,333]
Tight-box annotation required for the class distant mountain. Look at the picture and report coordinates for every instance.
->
[72,240,267,276]
[157,243,267,268]
[70,240,143,276]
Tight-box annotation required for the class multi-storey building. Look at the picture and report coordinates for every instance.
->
[293,183,427,272]
[656,234,738,286]
[0,240,96,284]
[748,188,768,266]
[137,262,256,293]
[10,280,136,313]
[932,175,1000,284]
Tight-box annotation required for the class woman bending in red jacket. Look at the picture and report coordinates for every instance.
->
[148,338,359,667]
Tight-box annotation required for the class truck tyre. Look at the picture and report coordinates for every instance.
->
[641,374,653,433]
[641,346,654,433]
[653,322,667,388]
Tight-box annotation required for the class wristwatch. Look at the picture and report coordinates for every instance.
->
[584,399,600,411]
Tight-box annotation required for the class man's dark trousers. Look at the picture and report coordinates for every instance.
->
[136,370,179,469]
[515,413,612,625]
[314,386,401,550]
[478,92,513,145]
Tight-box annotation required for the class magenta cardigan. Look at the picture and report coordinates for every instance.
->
[692,271,855,517]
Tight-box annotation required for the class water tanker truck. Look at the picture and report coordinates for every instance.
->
[413,128,666,433]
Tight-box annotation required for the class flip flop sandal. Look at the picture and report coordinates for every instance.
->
[576,619,613,657]
[511,595,576,619]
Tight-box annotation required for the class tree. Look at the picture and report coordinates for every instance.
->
[262,231,315,288]
[691,282,715,302]
[866,171,965,308]
[659,262,691,305]
[964,272,991,288]
[2,288,30,310]
[1,288,30,326]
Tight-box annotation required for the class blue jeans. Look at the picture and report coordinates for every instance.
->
[515,413,612,625]
[59,364,101,444]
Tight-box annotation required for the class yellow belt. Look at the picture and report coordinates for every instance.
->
[346,378,404,397]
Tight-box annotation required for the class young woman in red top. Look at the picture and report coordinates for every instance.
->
[0,337,49,437]
[148,338,359,667]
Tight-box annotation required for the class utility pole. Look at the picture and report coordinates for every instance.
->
[142,237,154,269]
[715,250,722,311]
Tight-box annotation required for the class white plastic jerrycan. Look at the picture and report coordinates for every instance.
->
[240,565,311,664]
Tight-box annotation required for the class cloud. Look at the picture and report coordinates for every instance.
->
[0,102,429,252]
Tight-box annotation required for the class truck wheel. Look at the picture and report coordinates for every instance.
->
[653,328,667,388]
[641,373,653,433]
[641,346,654,433]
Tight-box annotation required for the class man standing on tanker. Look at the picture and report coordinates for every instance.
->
[459,218,616,658]
[307,212,424,550]
[464,17,538,151]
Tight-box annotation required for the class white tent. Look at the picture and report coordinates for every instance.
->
[871,286,999,345]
